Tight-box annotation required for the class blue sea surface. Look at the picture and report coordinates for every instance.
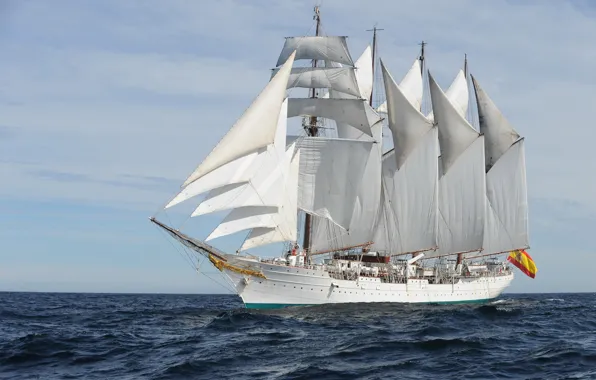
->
[0,292,595,379]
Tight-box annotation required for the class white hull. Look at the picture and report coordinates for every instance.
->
[222,260,513,309]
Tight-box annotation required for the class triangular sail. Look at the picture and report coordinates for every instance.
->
[381,59,433,169]
[164,151,259,209]
[426,70,468,122]
[471,75,521,171]
[191,99,289,216]
[241,149,301,250]
[473,76,529,254]
[205,144,297,242]
[354,45,373,101]
[376,59,422,114]
[165,98,289,209]
[181,51,296,187]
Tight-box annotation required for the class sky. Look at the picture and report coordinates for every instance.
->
[1,0,595,294]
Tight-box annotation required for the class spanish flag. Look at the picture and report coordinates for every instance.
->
[507,250,537,279]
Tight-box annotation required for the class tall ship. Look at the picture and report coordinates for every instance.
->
[151,7,537,309]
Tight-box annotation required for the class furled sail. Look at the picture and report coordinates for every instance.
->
[427,73,486,258]
[296,136,374,230]
[272,67,361,98]
[370,61,438,255]
[181,51,296,187]
[472,76,529,254]
[276,36,354,67]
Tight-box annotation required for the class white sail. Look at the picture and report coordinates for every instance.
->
[276,36,353,67]
[321,46,373,103]
[181,51,296,187]
[375,129,440,254]
[287,98,379,137]
[377,59,422,114]
[191,99,289,216]
[296,137,374,230]
[322,46,376,140]
[205,206,279,241]
[482,140,529,253]
[272,67,361,98]
[427,70,468,122]
[206,144,298,242]
[191,158,284,216]
[429,73,478,173]
[473,75,528,253]
[380,59,433,169]
[308,46,380,252]
[471,75,521,170]
[354,45,373,101]
[164,151,260,209]
[310,123,382,251]
[166,98,289,209]
[427,73,485,257]
[241,149,300,250]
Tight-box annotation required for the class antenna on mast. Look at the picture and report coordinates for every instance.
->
[418,40,427,75]
[366,24,384,107]
[464,53,468,78]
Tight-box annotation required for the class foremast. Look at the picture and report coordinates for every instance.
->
[302,5,322,258]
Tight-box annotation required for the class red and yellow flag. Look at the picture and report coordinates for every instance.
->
[507,249,537,279]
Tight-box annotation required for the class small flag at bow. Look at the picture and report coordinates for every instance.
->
[507,250,537,279]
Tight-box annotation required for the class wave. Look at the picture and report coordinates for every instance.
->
[1,292,595,379]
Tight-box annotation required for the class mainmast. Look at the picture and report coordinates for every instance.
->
[454,53,469,267]
[302,5,322,255]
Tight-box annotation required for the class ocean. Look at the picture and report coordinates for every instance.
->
[0,292,595,379]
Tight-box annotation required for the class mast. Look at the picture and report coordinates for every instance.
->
[455,53,469,267]
[302,5,321,255]
[409,39,426,259]
[419,40,426,76]
[418,40,426,114]
[366,25,383,107]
